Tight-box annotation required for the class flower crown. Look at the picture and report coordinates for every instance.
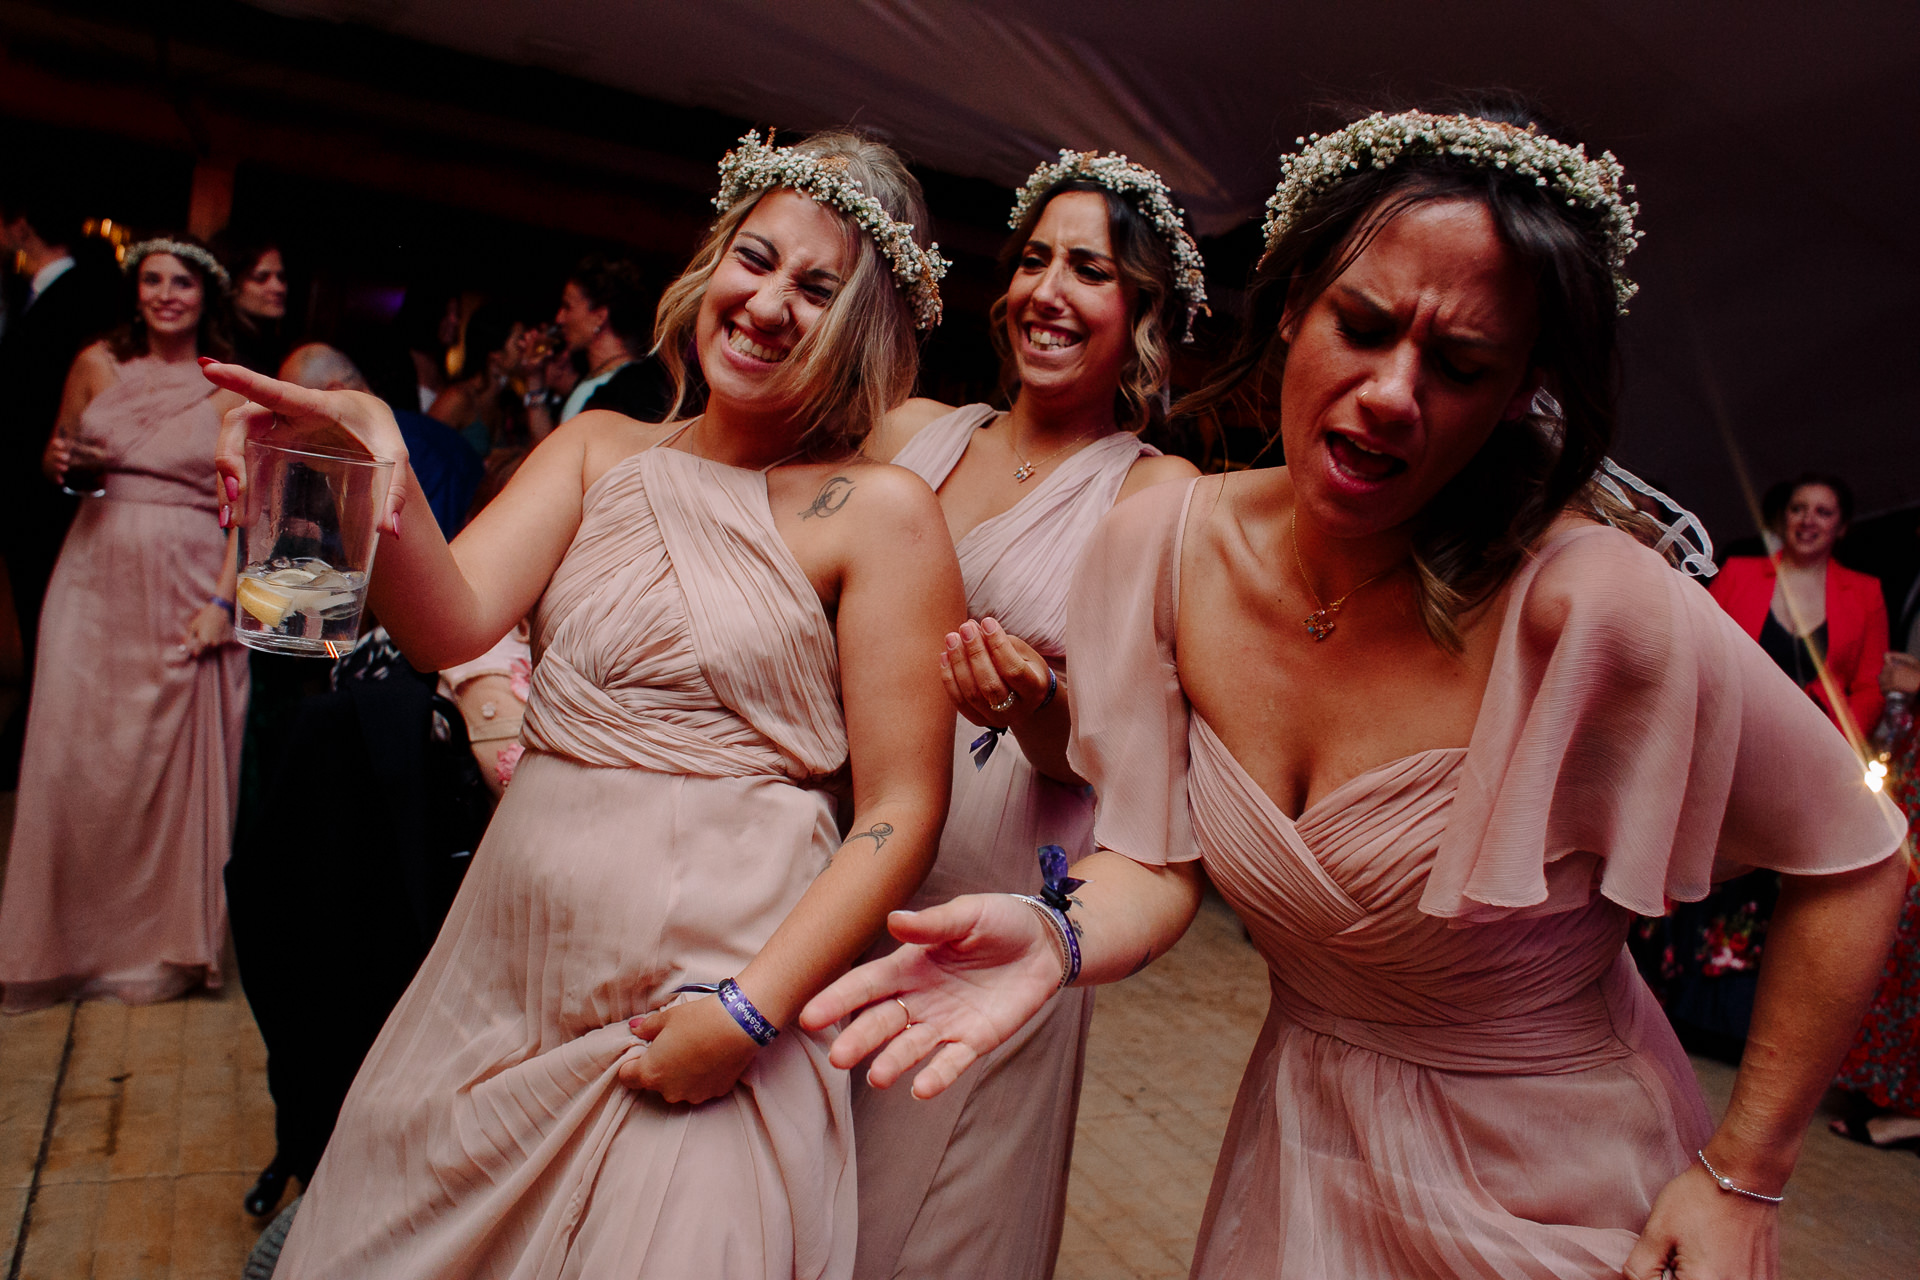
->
[1007,150,1210,340]
[712,130,949,330]
[1261,111,1643,312]
[122,238,231,291]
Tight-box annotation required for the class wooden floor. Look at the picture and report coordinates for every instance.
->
[1,791,1915,1278]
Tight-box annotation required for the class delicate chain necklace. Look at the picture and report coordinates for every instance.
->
[1289,513,1401,641]
[1008,417,1097,483]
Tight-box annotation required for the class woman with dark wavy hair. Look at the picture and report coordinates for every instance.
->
[853,152,1200,1280]
[0,235,247,1011]
[807,103,1908,1280]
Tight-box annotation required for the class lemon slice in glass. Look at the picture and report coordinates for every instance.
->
[237,577,295,628]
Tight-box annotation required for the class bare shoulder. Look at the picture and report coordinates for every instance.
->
[73,341,118,382]
[573,411,682,489]
[806,456,942,528]
[1118,450,1201,501]
[866,397,957,463]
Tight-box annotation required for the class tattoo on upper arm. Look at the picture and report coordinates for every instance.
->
[844,822,894,854]
[800,475,855,519]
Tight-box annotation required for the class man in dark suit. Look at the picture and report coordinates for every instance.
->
[0,185,125,786]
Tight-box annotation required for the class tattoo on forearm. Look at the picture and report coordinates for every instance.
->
[1126,950,1152,977]
[799,475,855,520]
[845,822,894,855]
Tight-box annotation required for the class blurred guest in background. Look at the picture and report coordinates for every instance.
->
[283,343,480,540]
[0,235,247,1011]
[428,301,526,459]
[215,234,294,374]
[1648,471,1889,1056]
[521,253,678,439]
[395,282,460,414]
[0,181,125,787]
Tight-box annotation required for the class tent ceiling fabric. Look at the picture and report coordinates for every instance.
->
[246,0,1919,529]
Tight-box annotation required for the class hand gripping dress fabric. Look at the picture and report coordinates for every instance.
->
[271,444,857,1280]
[851,404,1154,1280]
[1063,479,1904,1280]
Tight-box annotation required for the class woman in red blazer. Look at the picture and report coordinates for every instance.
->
[1646,472,1891,1058]
[1710,473,1888,739]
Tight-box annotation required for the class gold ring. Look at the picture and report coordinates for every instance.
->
[894,997,914,1027]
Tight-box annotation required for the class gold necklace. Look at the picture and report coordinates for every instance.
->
[1008,417,1097,483]
[1289,513,1401,641]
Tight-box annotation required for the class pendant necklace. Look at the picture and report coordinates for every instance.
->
[1289,513,1400,641]
[1009,418,1096,483]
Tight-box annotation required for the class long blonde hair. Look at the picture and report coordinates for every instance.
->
[653,130,931,455]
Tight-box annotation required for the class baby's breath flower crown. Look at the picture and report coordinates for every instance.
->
[1261,111,1644,312]
[712,130,950,330]
[122,238,232,292]
[1007,150,1210,340]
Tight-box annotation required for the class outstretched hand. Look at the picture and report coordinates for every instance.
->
[799,893,1062,1099]
[1622,1163,1778,1279]
[941,617,1054,730]
[202,359,410,537]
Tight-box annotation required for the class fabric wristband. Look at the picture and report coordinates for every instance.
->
[716,977,779,1046]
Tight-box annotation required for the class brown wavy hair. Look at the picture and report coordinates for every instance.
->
[989,180,1182,434]
[106,233,234,363]
[652,130,930,456]
[1176,97,1643,650]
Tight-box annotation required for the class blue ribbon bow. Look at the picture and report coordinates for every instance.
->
[969,726,1005,770]
[1037,843,1084,912]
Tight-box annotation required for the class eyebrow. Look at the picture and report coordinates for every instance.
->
[1026,237,1117,269]
[739,232,844,285]
[1330,282,1504,351]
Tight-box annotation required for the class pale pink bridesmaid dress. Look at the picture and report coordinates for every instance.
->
[0,356,247,1011]
[1064,478,1904,1280]
[853,404,1154,1280]
[273,442,857,1279]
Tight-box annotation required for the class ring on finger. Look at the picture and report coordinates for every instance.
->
[989,691,1018,713]
[894,997,915,1027]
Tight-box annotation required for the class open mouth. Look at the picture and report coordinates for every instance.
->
[1025,324,1082,352]
[726,325,788,363]
[1326,432,1406,482]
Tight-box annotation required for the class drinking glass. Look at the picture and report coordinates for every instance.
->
[233,439,394,657]
[58,429,109,498]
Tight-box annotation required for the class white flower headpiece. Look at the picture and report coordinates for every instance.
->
[712,130,950,330]
[122,238,231,292]
[1007,151,1210,340]
[1261,111,1643,313]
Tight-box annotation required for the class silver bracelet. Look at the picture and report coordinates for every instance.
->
[1010,894,1076,988]
[1695,1150,1784,1205]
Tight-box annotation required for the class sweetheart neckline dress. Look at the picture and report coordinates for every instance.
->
[1064,477,1903,1279]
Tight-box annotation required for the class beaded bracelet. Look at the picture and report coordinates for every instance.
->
[1695,1150,1784,1205]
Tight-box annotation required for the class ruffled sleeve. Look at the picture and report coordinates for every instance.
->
[1065,478,1202,865]
[1423,523,1905,923]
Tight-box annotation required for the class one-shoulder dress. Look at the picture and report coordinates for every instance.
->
[853,405,1153,1280]
[1064,480,1904,1280]
[273,443,858,1279]
[0,357,247,1012]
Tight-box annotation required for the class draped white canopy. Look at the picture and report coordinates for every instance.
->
[249,0,1919,531]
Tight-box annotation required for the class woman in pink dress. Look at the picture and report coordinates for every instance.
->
[0,237,247,1012]
[204,130,965,1280]
[807,103,1909,1279]
[853,154,1201,1280]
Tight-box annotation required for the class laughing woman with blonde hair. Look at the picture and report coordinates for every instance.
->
[203,129,965,1280]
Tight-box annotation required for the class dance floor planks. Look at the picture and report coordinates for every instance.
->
[1,789,1915,1278]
